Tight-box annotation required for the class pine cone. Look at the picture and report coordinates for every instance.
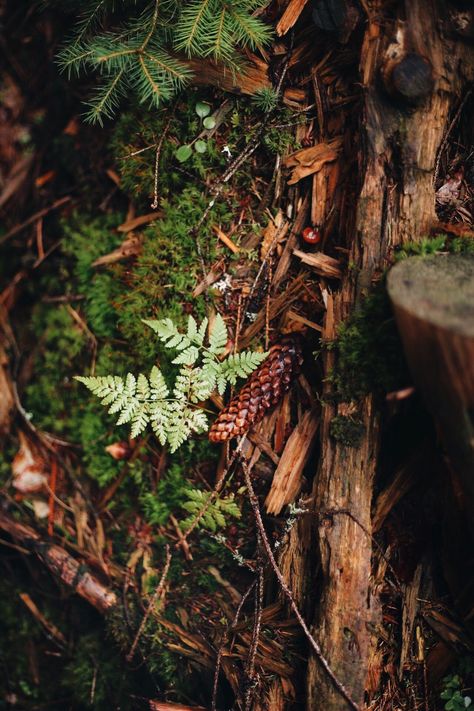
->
[209,336,304,443]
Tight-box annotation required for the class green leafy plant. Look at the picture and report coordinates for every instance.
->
[57,0,272,124]
[252,87,279,113]
[176,100,217,162]
[76,314,267,452]
[180,487,241,532]
[441,674,472,710]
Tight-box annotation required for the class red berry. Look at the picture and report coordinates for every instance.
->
[302,226,321,244]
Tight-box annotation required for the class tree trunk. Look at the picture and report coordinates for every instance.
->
[299,2,474,708]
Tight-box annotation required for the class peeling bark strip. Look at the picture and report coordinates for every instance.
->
[0,513,117,613]
[303,1,474,708]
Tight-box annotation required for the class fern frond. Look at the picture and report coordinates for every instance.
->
[219,350,268,385]
[208,313,227,355]
[180,488,240,532]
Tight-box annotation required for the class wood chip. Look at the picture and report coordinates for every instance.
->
[213,225,239,253]
[265,408,319,515]
[293,248,342,278]
[284,138,342,185]
[276,0,309,37]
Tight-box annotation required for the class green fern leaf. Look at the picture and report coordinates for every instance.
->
[219,350,267,385]
[208,313,227,355]
[149,365,169,400]
[172,346,200,366]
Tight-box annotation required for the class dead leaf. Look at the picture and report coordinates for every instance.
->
[284,138,342,184]
[105,441,133,459]
[12,431,48,494]
[0,344,15,434]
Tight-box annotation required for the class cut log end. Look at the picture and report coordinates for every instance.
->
[387,254,474,338]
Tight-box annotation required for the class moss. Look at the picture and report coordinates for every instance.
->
[329,283,410,401]
[329,415,365,447]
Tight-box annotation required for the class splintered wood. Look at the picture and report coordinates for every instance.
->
[293,248,342,279]
[265,408,319,515]
[276,0,309,37]
[284,138,342,185]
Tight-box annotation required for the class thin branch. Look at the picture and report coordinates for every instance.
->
[240,455,361,711]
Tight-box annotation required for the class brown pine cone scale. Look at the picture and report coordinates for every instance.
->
[208,336,304,443]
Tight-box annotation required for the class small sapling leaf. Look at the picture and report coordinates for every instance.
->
[194,139,207,154]
[176,144,193,162]
[203,116,216,129]
[195,101,211,118]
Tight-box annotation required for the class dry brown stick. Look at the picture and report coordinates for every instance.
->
[126,545,172,662]
[244,554,264,711]
[240,456,360,711]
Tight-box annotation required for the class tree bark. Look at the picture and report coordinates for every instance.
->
[301,1,474,708]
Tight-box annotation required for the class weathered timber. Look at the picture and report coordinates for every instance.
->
[302,2,474,708]
[388,255,474,521]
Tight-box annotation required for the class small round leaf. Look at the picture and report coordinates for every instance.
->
[176,145,193,162]
[195,101,211,118]
[194,140,207,154]
[203,116,216,130]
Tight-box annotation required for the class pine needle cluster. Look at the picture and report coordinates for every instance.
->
[57,0,272,124]
[76,314,267,452]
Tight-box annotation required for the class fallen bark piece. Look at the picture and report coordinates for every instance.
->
[276,0,309,36]
[0,512,117,613]
[293,248,342,278]
[209,337,304,443]
[284,138,342,185]
[265,408,319,515]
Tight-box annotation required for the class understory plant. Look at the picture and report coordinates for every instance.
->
[57,0,272,124]
[76,314,267,452]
